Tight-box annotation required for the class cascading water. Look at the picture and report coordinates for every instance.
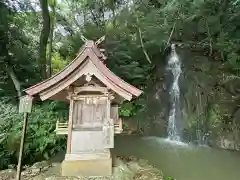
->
[166,44,182,142]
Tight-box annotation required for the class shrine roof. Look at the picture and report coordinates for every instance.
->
[24,40,142,101]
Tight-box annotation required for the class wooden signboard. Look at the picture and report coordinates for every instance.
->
[16,95,33,180]
[19,95,33,113]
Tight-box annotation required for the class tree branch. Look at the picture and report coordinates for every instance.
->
[6,63,22,98]
[166,22,176,46]
[136,16,151,64]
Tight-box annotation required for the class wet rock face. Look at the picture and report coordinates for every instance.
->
[142,47,240,149]
[233,108,240,123]
[140,58,169,137]
[216,137,236,150]
[207,132,240,151]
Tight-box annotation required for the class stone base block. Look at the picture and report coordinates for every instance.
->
[61,158,112,177]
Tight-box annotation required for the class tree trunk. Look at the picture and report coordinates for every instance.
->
[111,5,116,25]
[47,4,56,78]
[39,0,51,79]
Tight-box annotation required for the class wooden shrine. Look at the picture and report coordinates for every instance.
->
[24,37,142,177]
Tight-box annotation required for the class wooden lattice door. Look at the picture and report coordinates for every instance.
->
[71,96,114,150]
[72,97,107,128]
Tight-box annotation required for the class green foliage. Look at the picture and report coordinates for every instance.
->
[207,104,223,129]
[51,52,69,74]
[0,100,68,169]
[119,97,146,118]
[0,1,41,97]
[119,102,136,117]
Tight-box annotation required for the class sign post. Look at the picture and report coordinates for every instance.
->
[16,95,33,180]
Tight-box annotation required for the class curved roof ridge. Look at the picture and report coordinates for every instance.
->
[24,40,142,100]
[87,49,142,97]
[25,47,88,95]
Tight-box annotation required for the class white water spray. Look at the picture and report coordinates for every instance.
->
[166,44,182,142]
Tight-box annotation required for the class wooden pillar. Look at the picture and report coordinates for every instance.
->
[106,95,110,121]
[119,118,123,130]
[67,98,74,153]
[67,88,74,153]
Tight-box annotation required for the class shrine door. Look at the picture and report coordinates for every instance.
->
[70,96,113,153]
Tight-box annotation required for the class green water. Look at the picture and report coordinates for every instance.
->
[114,135,240,180]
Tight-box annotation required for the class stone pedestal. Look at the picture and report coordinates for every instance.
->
[61,150,112,177]
[61,157,112,177]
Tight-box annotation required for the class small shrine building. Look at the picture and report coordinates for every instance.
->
[24,37,142,177]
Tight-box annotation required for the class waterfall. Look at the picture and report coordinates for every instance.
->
[166,44,182,142]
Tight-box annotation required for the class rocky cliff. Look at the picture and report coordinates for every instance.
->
[141,46,240,150]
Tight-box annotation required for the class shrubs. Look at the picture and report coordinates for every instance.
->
[0,100,68,169]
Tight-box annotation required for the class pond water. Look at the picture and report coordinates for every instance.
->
[113,135,240,180]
